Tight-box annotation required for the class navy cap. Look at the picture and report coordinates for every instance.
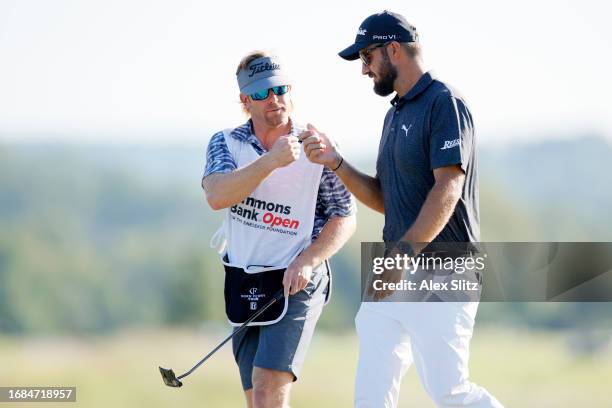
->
[338,10,419,61]
[236,55,292,95]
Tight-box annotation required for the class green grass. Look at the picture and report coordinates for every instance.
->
[0,327,611,407]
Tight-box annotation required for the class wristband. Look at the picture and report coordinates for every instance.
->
[383,241,414,258]
[395,241,415,257]
[331,156,344,171]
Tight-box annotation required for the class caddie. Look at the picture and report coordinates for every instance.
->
[202,50,356,408]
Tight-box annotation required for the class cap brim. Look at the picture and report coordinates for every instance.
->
[338,42,366,61]
[240,75,292,96]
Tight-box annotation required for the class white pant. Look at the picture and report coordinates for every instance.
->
[354,301,503,408]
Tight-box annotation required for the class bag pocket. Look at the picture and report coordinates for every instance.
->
[224,264,287,326]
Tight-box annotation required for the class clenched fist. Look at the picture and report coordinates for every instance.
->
[266,136,301,169]
[299,124,342,169]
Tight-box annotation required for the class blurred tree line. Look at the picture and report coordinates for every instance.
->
[0,137,611,335]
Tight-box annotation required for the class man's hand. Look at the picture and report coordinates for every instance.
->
[282,259,314,297]
[368,246,407,301]
[299,124,342,169]
[265,136,301,169]
[369,263,405,301]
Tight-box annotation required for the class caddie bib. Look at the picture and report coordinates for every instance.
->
[213,126,324,326]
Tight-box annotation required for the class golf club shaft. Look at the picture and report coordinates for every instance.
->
[177,290,284,380]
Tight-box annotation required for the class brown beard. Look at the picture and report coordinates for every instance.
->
[373,49,398,97]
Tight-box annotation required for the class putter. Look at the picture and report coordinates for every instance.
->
[159,289,285,387]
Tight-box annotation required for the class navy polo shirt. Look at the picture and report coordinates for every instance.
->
[376,71,480,243]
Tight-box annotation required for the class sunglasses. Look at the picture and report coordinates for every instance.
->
[359,42,391,66]
[249,85,290,101]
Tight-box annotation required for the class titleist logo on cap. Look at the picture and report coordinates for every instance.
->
[248,61,280,78]
[236,55,290,95]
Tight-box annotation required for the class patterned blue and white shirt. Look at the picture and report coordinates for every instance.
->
[203,120,355,241]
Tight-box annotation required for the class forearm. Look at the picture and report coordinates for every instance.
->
[202,155,275,210]
[334,160,384,213]
[295,214,357,268]
[401,179,463,249]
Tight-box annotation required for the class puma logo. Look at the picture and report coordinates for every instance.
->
[401,124,412,137]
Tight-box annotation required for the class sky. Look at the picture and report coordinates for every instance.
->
[0,0,611,154]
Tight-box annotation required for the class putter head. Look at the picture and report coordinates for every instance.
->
[159,367,183,387]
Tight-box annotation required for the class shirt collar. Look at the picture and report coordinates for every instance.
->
[230,119,299,145]
[390,71,435,108]
[229,120,257,144]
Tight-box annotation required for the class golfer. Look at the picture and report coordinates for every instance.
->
[202,51,355,408]
[301,11,504,408]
